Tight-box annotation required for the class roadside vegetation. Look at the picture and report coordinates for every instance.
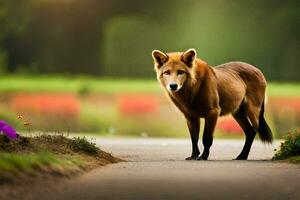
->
[0,134,120,183]
[273,130,300,163]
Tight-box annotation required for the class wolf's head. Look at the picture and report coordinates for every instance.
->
[152,48,197,93]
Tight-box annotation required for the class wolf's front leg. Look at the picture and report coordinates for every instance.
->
[185,117,200,160]
[197,109,219,160]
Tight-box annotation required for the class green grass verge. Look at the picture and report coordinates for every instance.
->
[0,135,118,178]
[0,152,84,174]
[0,75,299,96]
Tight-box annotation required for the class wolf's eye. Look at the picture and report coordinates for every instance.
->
[163,70,170,75]
[177,70,185,75]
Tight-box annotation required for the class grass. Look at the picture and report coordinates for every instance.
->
[0,75,299,96]
[0,134,119,179]
[273,130,300,163]
[267,82,300,97]
[71,137,98,154]
[0,151,80,174]
[0,75,161,94]
[287,156,300,163]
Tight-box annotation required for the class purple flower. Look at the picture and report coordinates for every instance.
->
[0,120,19,139]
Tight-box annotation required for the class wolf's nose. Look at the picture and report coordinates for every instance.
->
[169,83,178,91]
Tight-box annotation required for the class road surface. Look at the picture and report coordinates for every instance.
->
[33,138,300,200]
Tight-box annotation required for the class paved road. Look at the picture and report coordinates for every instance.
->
[37,138,299,200]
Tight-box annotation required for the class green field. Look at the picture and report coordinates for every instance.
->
[0,75,161,94]
[0,75,300,96]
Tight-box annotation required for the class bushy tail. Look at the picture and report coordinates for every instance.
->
[258,100,273,143]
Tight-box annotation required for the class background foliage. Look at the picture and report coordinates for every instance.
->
[0,0,299,80]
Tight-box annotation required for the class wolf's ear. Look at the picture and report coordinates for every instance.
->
[181,48,197,67]
[152,50,169,68]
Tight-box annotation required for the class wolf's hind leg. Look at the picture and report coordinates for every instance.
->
[233,105,257,160]
[245,95,263,130]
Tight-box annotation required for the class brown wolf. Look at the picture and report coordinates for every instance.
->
[152,48,273,160]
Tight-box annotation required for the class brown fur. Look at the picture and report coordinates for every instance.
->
[152,49,273,160]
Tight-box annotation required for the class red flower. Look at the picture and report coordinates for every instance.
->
[117,94,159,115]
[11,94,81,117]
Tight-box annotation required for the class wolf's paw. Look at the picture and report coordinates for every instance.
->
[185,155,198,160]
[196,155,208,160]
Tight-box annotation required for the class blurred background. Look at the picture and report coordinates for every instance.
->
[0,0,299,138]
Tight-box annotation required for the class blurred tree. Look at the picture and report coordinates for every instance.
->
[103,0,300,80]
[0,0,32,72]
[0,0,299,80]
[16,0,160,75]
